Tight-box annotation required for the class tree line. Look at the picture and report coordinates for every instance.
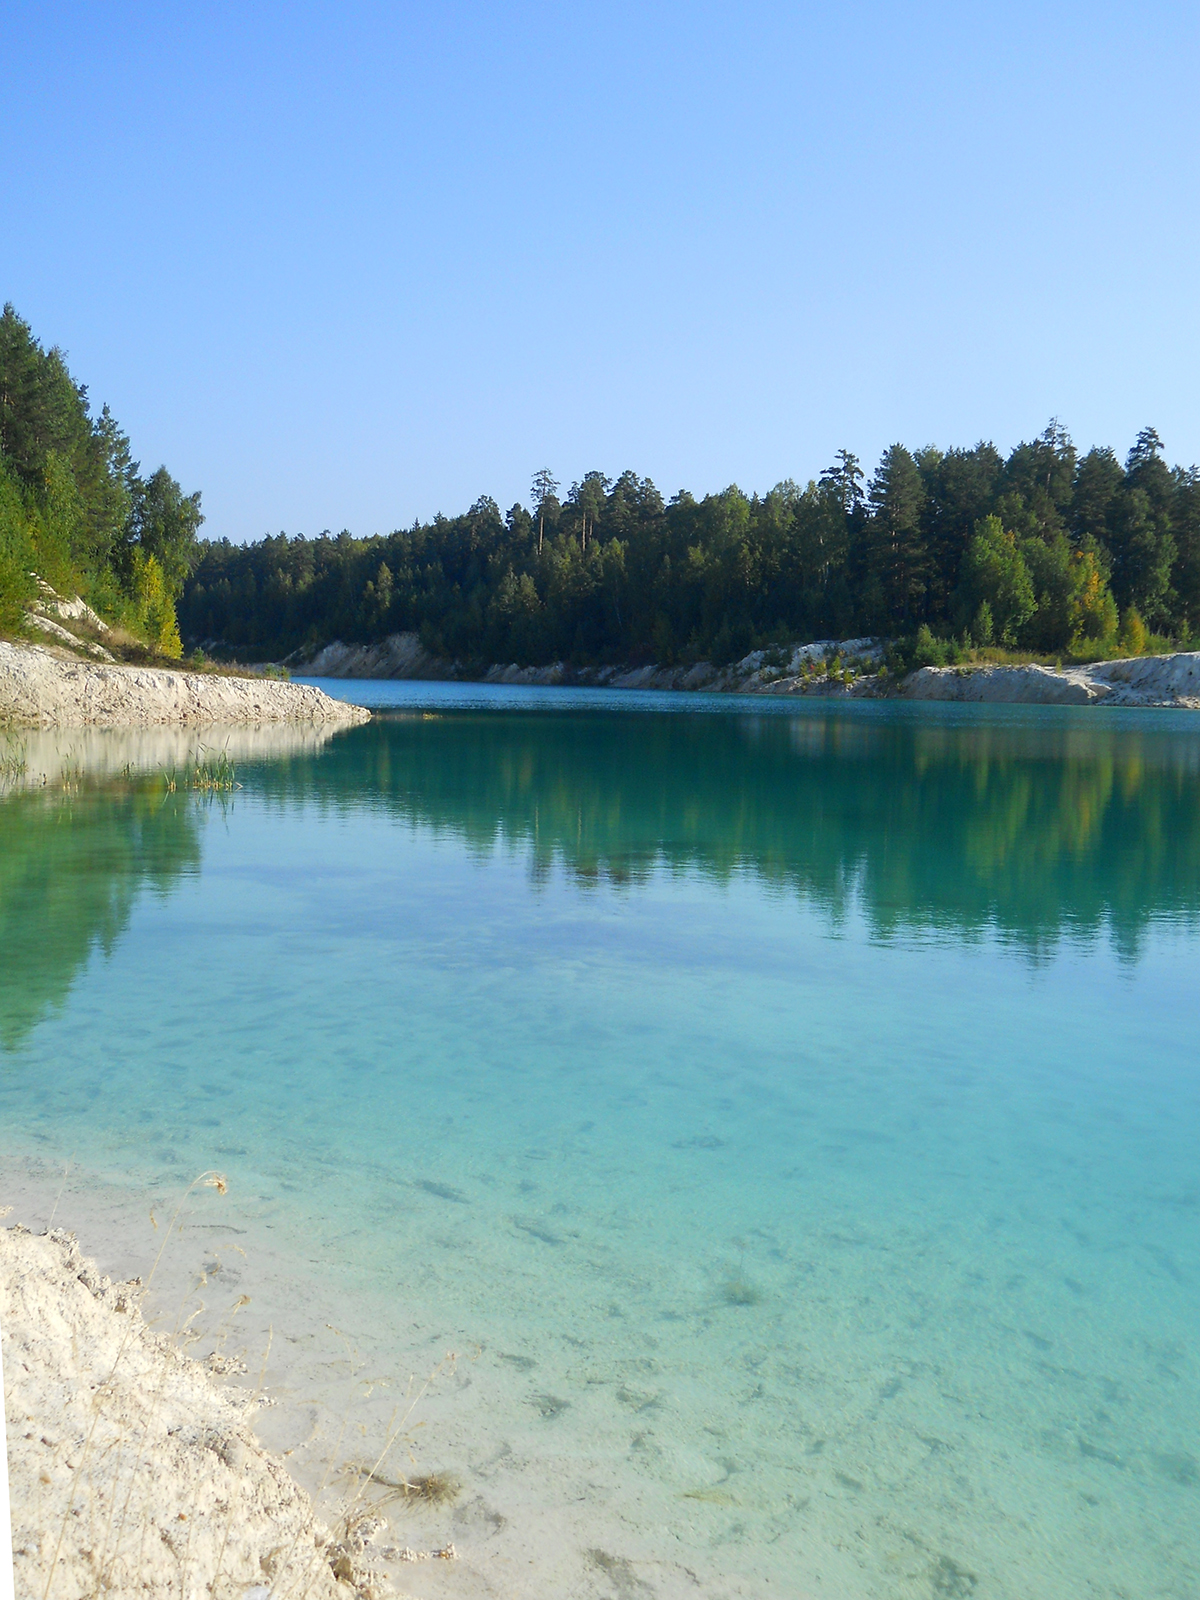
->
[182,425,1200,667]
[0,305,202,651]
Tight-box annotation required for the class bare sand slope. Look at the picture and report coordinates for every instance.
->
[1,1225,343,1600]
[302,630,1200,707]
[0,642,370,729]
[902,651,1200,706]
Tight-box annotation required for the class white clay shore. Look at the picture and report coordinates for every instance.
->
[0,1224,465,1600]
[0,641,370,729]
[0,1224,344,1600]
[901,652,1200,705]
[300,631,1200,707]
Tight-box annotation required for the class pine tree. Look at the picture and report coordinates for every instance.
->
[531,468,559,556]
[867,445,927,624]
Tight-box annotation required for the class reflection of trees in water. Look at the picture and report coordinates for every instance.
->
[4,713,1196,1049]
[0,783,203,1049]
[263,713,1200,961]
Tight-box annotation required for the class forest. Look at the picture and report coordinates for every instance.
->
[6,302,1197,672]
[182,428,1200,669]
[0,305,202,653]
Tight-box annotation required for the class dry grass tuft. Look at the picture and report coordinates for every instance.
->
[351,1465,461,1507]
[398,1470,461,1505]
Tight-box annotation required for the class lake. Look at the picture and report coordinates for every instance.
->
[2,684,1199,1600]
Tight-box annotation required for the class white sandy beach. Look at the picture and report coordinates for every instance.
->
[1,1158,830,1600]
[0,1220,346,1600]
[0,641,371,729]
[0,1208,478,1600]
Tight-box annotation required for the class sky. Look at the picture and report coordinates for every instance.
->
[3,0,1198,542]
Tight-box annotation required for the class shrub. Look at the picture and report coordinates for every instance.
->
[912,624,949,668]
[956,516,1036,645]
[1119,607,1148,655]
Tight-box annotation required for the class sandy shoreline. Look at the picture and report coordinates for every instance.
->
[1,1222,342,1599]
[0,1214,465,1600]
[0,641,371,729]
[1,1153,816,1600]
[301,631,1200,707]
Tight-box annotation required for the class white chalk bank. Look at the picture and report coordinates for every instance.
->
[0,642,370,729]
[901,651,1200,706]
[1,1225,340,1600]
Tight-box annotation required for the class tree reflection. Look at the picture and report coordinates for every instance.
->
[261,710,1200,961]
[0,780,202,1048]
[4,708,1197,1055]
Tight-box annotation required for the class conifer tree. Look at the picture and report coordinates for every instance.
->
[867,445,927,624]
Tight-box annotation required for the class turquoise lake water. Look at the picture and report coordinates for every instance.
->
[2,686,1199,1599]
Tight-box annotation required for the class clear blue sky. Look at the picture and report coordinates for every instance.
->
[4,1,1197,542]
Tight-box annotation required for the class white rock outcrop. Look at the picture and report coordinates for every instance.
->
[305,631,887,695]
[901,653,1200,707]
[24,611,117,659]
[31,578,112,634]
[22,580,118,659]
[304,632,451,679]
[0,642,370,728]
[1,1225,340,1600]
[294,629,1200,708]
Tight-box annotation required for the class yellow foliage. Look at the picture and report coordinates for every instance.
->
[1068,551,1118,650]
[129,549,183,657]
[1119,607,1148,655]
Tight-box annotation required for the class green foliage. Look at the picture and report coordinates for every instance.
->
[1016,534,1116,651]
[181,419,1198,668]
[128,549,184,657]
[127,466,203,595]
[1067,548,1120,650]
[866,444,927,624]
[1072,447,1123,546]
[956,516,1037,645]
[911,624,949,668]
[0,457,37,632]
[0,304,202,651]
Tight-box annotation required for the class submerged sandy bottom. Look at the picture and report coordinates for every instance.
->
[6,1107,1197,1600]
[4,1160,829,1600]
[4,710,1200,1599]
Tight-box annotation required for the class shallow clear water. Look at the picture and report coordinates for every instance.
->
[3,688,1200,1598]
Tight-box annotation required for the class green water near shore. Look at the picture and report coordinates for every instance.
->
[2,691,1199,1598]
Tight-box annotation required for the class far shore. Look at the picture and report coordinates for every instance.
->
[6,629,1200,727]
[298,631,1200,709]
